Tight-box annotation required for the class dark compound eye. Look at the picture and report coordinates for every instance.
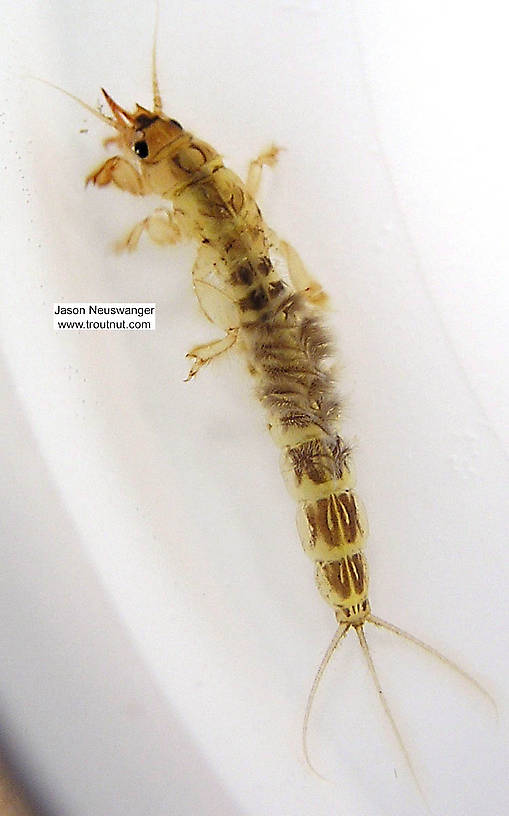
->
[134,140,149,158]
[169,118,182,129]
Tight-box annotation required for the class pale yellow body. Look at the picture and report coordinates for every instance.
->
[55,68,491,794]
[86,91,372,628]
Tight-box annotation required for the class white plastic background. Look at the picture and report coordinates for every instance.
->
[1,2,508,815]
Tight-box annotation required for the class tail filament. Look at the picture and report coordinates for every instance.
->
[304,616,494,801]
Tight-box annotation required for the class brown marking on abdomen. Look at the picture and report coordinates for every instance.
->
[287,435,350,485]
[239,286,270,312]
[315,553,368,605]
[230,262,255,286]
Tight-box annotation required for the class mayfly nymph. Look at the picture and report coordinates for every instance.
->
[46,33,493,798]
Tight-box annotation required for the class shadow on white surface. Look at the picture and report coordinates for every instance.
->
[0,357,243,816]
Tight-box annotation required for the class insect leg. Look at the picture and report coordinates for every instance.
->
[86,156,146,195]
[116,208,183,252]
[185,329,239,381]
[245,147,327,306]
[245,144,283,197]
[185,245,241,379]
[269,230,329,308]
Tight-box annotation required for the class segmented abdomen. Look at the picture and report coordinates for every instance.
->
[181,158,370,621]
[243,292,370,623]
